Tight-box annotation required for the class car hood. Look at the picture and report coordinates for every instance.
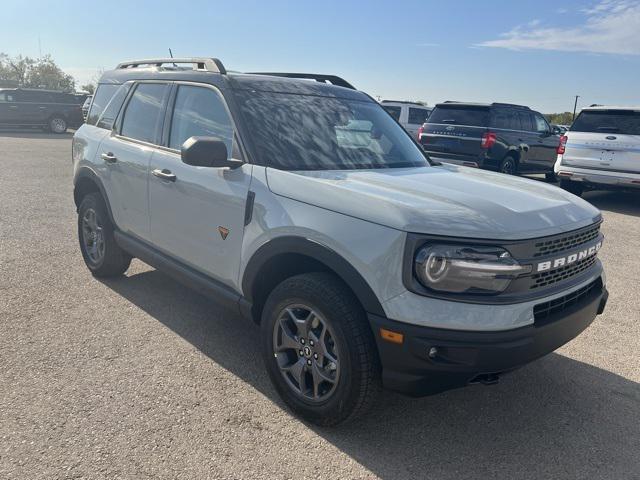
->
[265,164,601,240]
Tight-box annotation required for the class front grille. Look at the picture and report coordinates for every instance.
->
[533,224,600,257]
[534,279,601,321]
[530,255,597,289]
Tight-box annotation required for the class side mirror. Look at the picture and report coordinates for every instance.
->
[551,126,561,135]
[181,136,242,169]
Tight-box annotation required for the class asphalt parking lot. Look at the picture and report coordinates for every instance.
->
[1,131,638,480]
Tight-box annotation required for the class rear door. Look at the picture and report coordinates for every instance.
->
[563,109,640,174]
[148,82,251,288]
[420,104,488,165]
[99,82,170,240]
[514,111,540,173]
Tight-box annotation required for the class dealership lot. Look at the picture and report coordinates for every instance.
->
[0,132,638,479]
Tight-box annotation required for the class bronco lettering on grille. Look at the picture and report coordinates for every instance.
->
[536,241,602,272]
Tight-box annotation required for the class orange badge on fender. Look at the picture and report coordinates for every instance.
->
[218,226,229,240]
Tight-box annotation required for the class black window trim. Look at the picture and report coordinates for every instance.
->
[113,80,172,148]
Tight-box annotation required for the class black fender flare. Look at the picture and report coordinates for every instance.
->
[241,236,386,317]
[73,166,116,225]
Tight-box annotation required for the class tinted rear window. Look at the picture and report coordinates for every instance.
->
[572,110,640,135]
[428,106,489,126]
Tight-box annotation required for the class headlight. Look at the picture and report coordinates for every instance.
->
[414,244,531,295]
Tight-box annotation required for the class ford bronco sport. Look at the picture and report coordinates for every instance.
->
[72,58,608,426]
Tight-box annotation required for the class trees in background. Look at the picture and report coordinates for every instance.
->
[0,53,75,92]
[544,112,574,126]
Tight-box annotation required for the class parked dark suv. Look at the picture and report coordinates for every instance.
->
[419,102,561,177]
[0,88,84,133]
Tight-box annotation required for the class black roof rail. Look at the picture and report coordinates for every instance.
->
[246,72,355,90]
[491,102,530,110]
[116,58,226,74]
[381,100,428,105]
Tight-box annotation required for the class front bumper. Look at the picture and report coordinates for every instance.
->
[369,279,608,396]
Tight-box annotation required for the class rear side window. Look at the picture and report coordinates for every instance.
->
[168,85,234,153]
[382,105,401,121]
[518,112,534,131]
[408,107,431,125]
[491,109,520,130]
[87,84,119,125]
[533,113,549,133]
[120,83,168,144]
[428,106,489,126]
[572,110,640,135]
[96,84,132,130]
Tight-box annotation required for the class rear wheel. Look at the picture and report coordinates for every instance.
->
[545,171,557,183]
[560,179,584,197]
[78,193,131,277]
[261,272,380,426]
[499,155,518,175]
[48,116,67,134]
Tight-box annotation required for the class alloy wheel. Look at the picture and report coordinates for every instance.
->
[272,304,340,402]
[81,208,105,264]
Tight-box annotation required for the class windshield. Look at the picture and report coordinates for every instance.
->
[571,110,640,135]
[235,90,428,170]
[428,105,489,126]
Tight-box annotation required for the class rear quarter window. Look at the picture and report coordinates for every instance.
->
[572,110,640,135]
[87,84,119,125]
[428,106,489,127]
[382,105,401,121]
[408,107,431,125]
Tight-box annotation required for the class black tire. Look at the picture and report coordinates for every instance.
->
[78,192,131,277]
[545,171,557,183]
[261,272,380,426]
[499,155,518,175]
[48,116,67,134]
[560,179,584,197]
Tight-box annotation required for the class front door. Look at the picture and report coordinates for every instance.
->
[148,83,251,289]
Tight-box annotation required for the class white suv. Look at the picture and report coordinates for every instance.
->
[555,106,640,195]
[380,100,432,138]
[72,57,608,426]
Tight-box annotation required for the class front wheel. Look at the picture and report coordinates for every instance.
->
[261,272,380,426]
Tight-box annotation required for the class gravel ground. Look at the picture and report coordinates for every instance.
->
[0,131,638,480]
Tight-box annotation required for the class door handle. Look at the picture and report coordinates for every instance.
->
[39,106,47,110]
[9,105,18,110]
[152,168,177,182]
[101,152,118,163]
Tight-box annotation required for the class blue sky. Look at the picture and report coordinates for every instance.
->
[1,0,639,112]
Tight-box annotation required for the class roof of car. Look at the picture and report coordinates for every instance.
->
[435,101,530,110]
[98,67,370,101]
[581,105,640,112]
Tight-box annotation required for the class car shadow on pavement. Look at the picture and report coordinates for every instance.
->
[101,269,640,479]
[582,190,640,217]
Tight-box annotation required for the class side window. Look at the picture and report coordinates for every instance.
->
[0,93,5,102]
[518,112,534,131]
[408,107,431,125]
[382,106,402,122]
[87,84,119,125]
[120,83,168,144]
[491,109,510,129]
[168,85,234,155]
[96,84,132,130]
[534,113,549,133]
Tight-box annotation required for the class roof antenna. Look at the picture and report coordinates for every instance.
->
[169,48,177,67]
